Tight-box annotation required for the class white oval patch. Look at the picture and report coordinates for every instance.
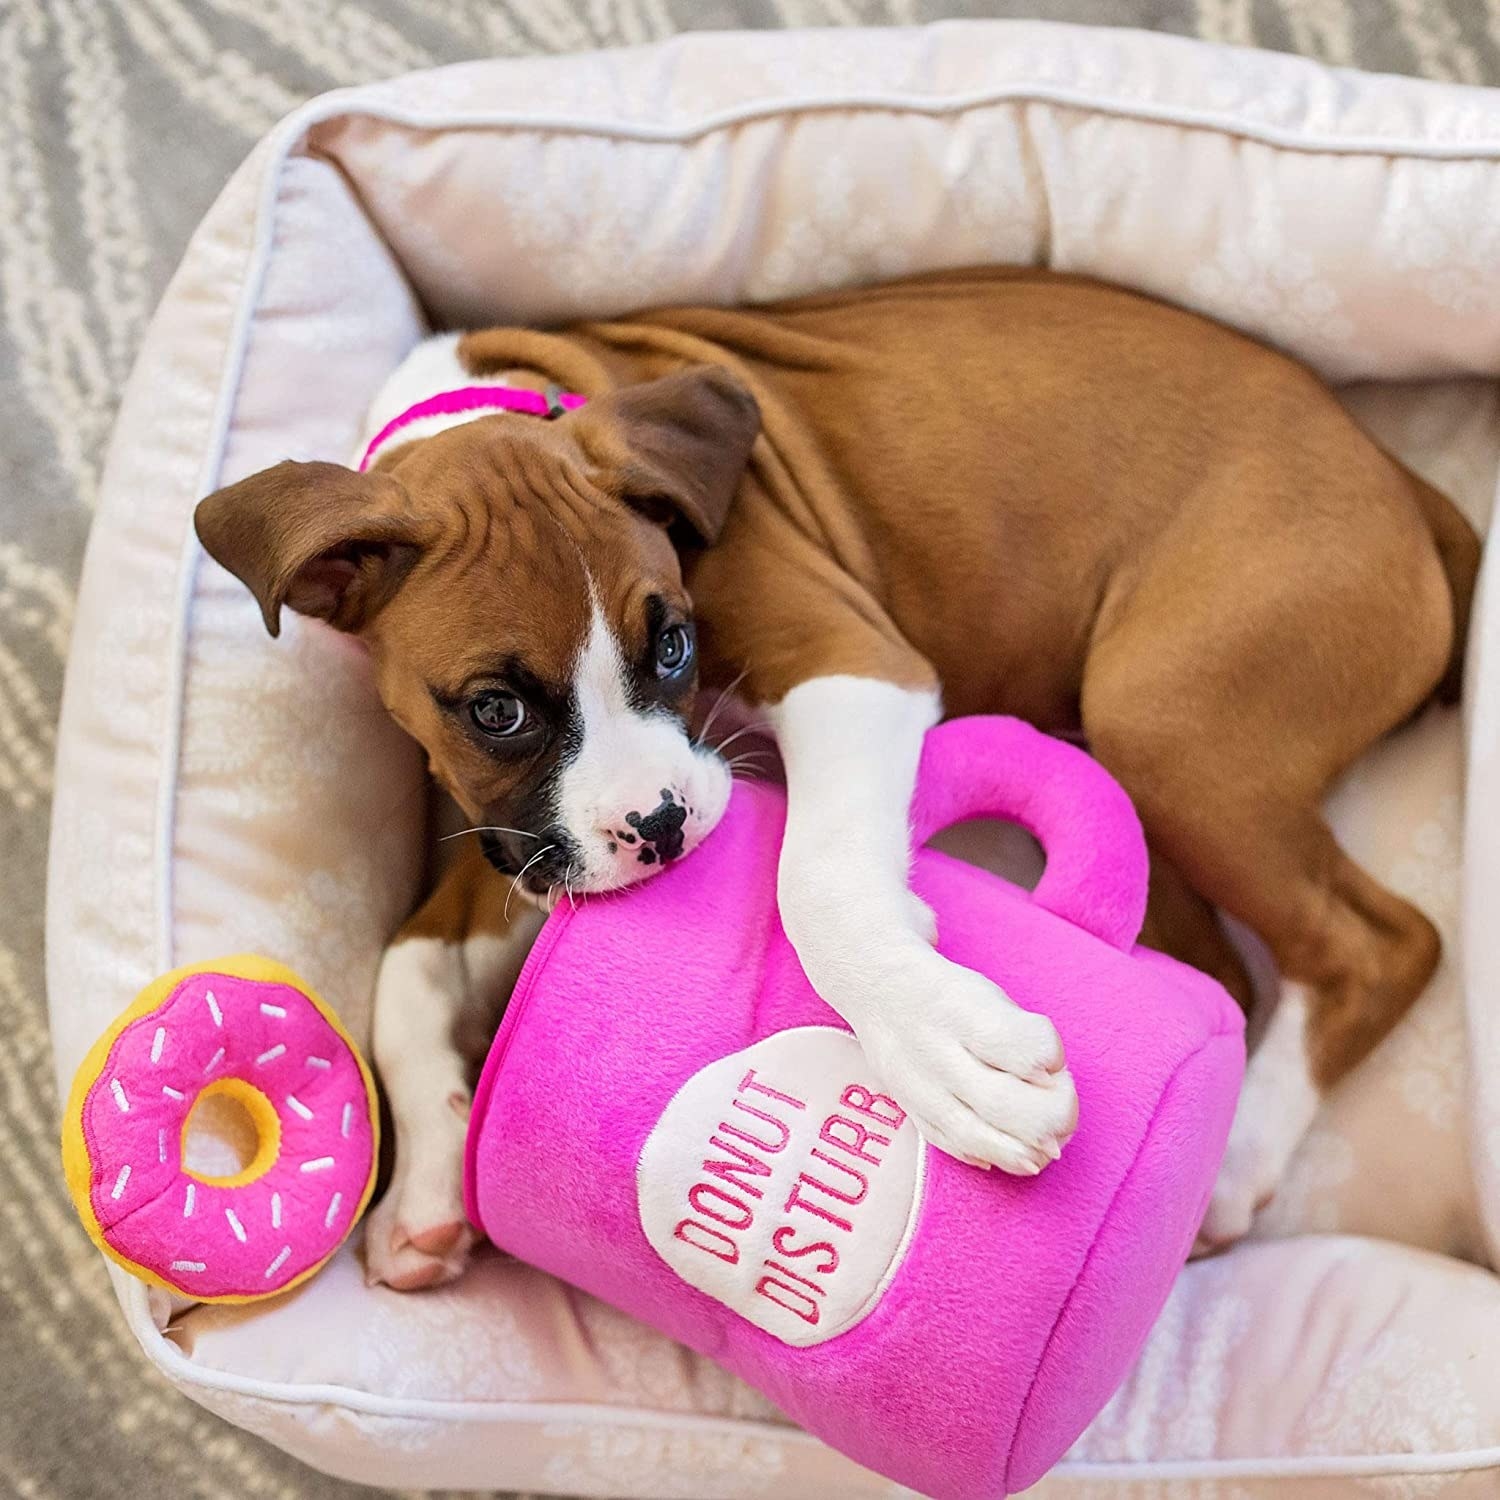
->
[637,1026,926,1347]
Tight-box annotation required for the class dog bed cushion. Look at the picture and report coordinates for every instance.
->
[48,20,1500,1498]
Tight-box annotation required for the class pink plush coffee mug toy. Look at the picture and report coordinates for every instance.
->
[465,716,1246,1499]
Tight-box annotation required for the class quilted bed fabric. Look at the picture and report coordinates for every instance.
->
[18,6,1500,1500]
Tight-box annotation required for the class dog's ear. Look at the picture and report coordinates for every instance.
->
[194,460,433,637]
[577,366,760,544]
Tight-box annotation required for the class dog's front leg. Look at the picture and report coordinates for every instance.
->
[770,675,1078,1174]
[365,928,477,1290]
[365,843,541,1289]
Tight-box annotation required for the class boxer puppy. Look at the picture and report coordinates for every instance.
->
[195,268,1478,1289]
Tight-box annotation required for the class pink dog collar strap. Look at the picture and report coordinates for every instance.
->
[359,383,587,471]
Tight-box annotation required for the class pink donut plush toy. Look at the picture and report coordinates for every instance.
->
[62,955,378,1303]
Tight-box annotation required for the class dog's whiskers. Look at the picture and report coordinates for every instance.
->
[504,844,556,922]
[695,670,749,749]
[726,751,770,779]
[439,824,541,844]
[711,721,771,758]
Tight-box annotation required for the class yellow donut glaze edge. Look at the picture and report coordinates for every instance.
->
[61,953,381,1304]
[181,1076,283,1189]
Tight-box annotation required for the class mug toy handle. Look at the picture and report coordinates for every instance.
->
[908,716,1150,952]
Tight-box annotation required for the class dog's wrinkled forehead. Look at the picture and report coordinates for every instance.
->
[367,424,682,689]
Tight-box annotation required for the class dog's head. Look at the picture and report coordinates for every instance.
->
[195,366,760,900]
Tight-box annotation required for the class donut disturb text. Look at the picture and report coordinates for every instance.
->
[637,1027,926,1347]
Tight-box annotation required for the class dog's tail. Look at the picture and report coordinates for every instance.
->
[1408,469,1481,705]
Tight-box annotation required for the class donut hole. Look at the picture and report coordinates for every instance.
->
[182,1079,282,1187]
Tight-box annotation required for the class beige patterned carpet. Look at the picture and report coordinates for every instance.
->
[6,2,1500,1497]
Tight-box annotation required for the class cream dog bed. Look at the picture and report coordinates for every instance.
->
[46,21,1500,1498]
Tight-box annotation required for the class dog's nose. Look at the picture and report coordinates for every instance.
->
[604,788,689,867]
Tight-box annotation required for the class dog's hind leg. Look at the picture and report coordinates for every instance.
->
[1080,491,1455,1248]
[1095,745,1442,1250]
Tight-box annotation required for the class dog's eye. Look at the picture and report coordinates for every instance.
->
[654,623,695,679]
[470,691,527,737]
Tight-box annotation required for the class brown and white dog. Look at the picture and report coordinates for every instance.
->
[195,268,1479,1291]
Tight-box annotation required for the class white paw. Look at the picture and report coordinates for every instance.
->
[1193,1132,1286,1255]
[851,947,1077,1175]
[1193,983,1320,1256]
[363,1100,478,1291]
[364,1169,477,1290]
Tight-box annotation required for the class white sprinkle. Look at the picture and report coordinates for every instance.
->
[323,1191,343,1229]
[150,1027,165,1064]
[157,1128,167,1165]
[271,1192,282,1229]
[299,1156,335,1174]
[225,1207,247,1243]
[264,1244,292,1279]
[285,1094,313,1122]
[162,1085,185,1101]
[109,1078,130,1113]
[205,990,222,1027]
[110,1164,131,1200]
[259,1002,287,1018]
[256,1044,286,1066]
[306,1055,331,1070]
[203,1046,225,1075]
[184,1183,196,1217]
[170,1260,206,1274]
[340,1102,353,1139]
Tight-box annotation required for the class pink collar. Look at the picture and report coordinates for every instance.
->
[358,383,587,471]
